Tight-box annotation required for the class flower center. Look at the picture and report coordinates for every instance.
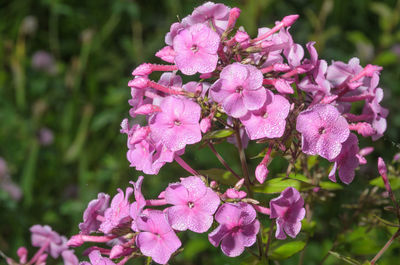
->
[231,225,241,233]
[188,201,194,208]
[318,127,326,134]
[235,86,244,94]
[174,120,181,126]
[191,45,199,53]
[263,112,268,119]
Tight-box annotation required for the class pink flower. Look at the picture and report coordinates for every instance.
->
[329,133,359,184]
[240,90,290,139]
[61,250,79,265]
[208,202,260,257]
[164,176,220,233]
[30,225,66,258]
[136,210,181,264]
[149,96,202,152]
[270,187,305,240]
[80,250,115,265]
[99,187,133,234]
[210,63,266,118]
[296,104,350,160]
[130,176,146,232]
[173,23,219,75]
[184,2,230,35]
[79,193,110,234]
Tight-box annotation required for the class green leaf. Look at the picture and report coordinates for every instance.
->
[198,168,237,185]
[254,177,314,194]
[203,129,234,140]
[370,175,400,190]
[269,241,306,260]
[328,251,360,265]
[320,181,343,190]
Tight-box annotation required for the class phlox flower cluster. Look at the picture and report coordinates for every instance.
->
[5,225,79,265]
[5,1,388,265]
[65,176,303,264]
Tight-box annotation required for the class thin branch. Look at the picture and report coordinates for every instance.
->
[207,142,241,180]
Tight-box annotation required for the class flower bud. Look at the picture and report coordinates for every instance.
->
[67,235,84,247]
[17,247,28,264]
[132,63,152,76]
[200,117,212,133]
[255,163,269,184]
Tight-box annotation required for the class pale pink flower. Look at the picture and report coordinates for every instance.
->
[208,202,260,257]
[164,176,220,233]
[270,187,305,240]
[210,63,266,118]
[149,96,202,152]
[136,210,181,264]
[30,225,66,258]
[240,90,290,139]
[173,23,220,75]
[61,250,79,265]
[296,104,350,160]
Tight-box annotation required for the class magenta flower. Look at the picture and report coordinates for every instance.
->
[208,202,260,257]
[30,225,66,258]
[329,133,359,184]
[79,193,110,234]
[210,63,267,118]
[149,96,202,152]
[99,187,133,234]
[136,210,181,264]
[173,23,219,75]
[240,90,290,139]
[164,176,220,233]
[270,187,305,240]
[80,250,115,265]
[296,104,350,160]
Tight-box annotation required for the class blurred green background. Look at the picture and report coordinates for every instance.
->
[1,0,400,264]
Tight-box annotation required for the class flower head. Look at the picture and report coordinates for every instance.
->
[136,210,181,264]
[149,96,202,152]
[30,225,66,258]
[270,187,305,240]
[328,133,359,184]
[240,90,290,139]
[164,176,220,233]
[79,193,110,234]
[208,202,260,257]
[99,187,133,234]
[210,62,266,118]
[173,23,220,75]
[296,104,350,160]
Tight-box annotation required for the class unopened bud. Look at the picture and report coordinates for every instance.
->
[132,63,152,76]
[282,14,299,27]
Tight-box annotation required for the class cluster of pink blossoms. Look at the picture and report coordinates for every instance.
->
[4,2,387,265]
[67,1,387,264]
[5,225,78,265]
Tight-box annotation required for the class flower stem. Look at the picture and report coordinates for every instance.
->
[207,142,241,180]
[370,228,400,265]
[234,121,251,186]
[174,155,200,176]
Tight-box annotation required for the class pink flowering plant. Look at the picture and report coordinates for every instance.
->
[3,2,400,265]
